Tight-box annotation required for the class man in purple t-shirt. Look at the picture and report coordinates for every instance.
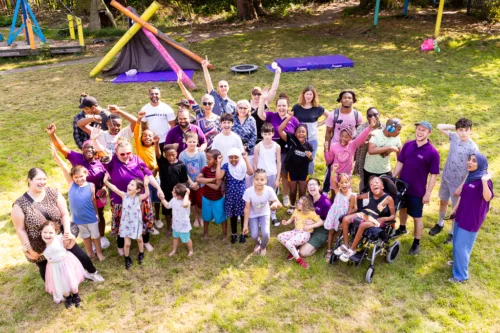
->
[164,109,207,155]
[393,121,440,255]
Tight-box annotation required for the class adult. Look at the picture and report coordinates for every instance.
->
[353,107,384,192]
[201,57,236,116]
[164,109,207,155]
[102,140,164,254]
[11,168,104,291]
[298,178,332,258]
[393,121,440,255]
[250,67,281,144]
[292,85,330,175]
[449,153,494,283]
[323,91,363,193]
[46,123,109,248]
[232,100,257,186]
[73,95,110,149]
[177,72,220,149]
[140,87,176,149]
[257,90,300,208]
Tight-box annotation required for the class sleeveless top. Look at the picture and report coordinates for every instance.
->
[257,141,278,176]
[68,182,97,225]
[13,187,62,263]
[361,192,390,219]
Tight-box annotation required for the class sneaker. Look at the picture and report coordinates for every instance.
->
[53,294,63,304]
[138,252,144,265]
[231,234,238,244]
[286,206,295,215]
[72,293,81,308]
[444,234,453,245]
[408,244,420,255]
[283,195,290,208]
[144,243,154,252]
[155,219,164,229]
[447,260,454,266]
[64,296,73,309]
[272,219,280,227]
[239,234,246,244]
[85,270,105,282]
[125,256,132,270]
[394,227,408,237]
[340,249,355,262]
[151,227,160,235]
[100,236,110,249]
[448,277,465,283]
[287,253,294,261]
[117,248,124,256]
[429,224,443,236]
[333,244,348,256]
[296,257,309,269]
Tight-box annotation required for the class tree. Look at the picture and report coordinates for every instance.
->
[236,0,266,20]
[88,0,101,31]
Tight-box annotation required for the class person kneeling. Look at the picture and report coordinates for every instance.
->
[334,177,395,262]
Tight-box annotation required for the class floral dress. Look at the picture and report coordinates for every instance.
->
[324,192,353,231]
[222,163,246,217]
[119,194,143,239]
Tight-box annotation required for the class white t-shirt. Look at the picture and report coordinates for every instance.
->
[97,126,133,154]
[243,185,278,218]
[140,102,175,144]
[168,198,191,232]
[256,141,278,176]
[211,131,244,165]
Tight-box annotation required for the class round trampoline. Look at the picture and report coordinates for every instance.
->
[231,64,258,74]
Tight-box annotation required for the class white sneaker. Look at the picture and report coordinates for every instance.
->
[92,242,96,253]
[340,249,355,262]
[100,236,110,249]
[282,195,290,208]
[53,294,63,304]
[155,220,164,229]
[85,270,105,282]
[333,244,348,256]
[151,227,160,235]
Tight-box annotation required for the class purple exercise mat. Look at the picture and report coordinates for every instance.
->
[112,70,194,84]
[266,55,353,73]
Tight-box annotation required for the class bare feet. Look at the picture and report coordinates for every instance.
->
[202,234,209,240]
[221,235,227,242]
[260,248,267,256]
[253,245,261,255]
[188,251,193,257]
[144,243,154,252]
[193,220,199,228]
[117,248,124,256]
[97,253,106,261]
[168,250,176,257]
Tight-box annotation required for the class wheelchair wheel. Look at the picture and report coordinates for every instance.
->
[386,241,401,264]
[365,265,375,283]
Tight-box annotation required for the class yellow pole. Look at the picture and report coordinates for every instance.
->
[26,19,36,50]
[76,18,85,46]
[89,1,160,77]
[68,15,75,40]
[434,0,445,37]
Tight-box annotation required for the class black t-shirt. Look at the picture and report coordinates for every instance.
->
[284,132,313,179]
[291,104,325,141]
[251,103,268,145]
[157,157,188,200]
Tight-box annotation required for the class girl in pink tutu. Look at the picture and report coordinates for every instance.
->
[37,221,86,309]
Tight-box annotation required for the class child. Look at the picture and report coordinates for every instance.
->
[38,221,85,309]
[242,169,282,255]
[154,140,189,238]
[51,144,105,261]
[161,184,193,257]
[104,175,150,269]
[196,149,227,239]
[179,132,207,228]
[253,123,282,226]
[430,118,478,244]
[278,112,313,215]
[217,148,254,244]
[323,165,357,261]
[335,177,395,262]
[211,113,244,165]
[277,196,321,269]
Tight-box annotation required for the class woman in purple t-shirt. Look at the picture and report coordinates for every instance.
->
[449,153,494,283]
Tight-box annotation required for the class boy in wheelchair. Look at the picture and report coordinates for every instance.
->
[334,176,396,262]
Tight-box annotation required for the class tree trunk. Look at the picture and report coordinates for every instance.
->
[88,0,102,31]
[237,0,258,20]
[252,0,267,17]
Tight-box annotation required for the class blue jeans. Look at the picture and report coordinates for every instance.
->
[308,138,318,175]
[452,225,478,281]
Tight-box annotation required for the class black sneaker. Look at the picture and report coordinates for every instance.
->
[64,296,73,309]
[272,219,280,227]
[72,293,81,308]
[429,224,443,236]
[394,227,408,237]
[239,234,246,244]
[408,244,420,255]
[125,256,132,270]
[138,252,144,265]
[444,234,453,245]
[231,234,238,244]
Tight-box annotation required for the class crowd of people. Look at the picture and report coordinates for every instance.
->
[11,60,494,308]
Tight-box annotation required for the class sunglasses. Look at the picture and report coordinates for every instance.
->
[253,93,262,96]
[219,85,228,88]
[149,93,159,96]
[367,113,379,118]
[120,152,132,157]
[238,107,249,110]
[202,102,213,106]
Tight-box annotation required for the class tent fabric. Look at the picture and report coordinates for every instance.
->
[112,70,194,84]
[103,29,201,76]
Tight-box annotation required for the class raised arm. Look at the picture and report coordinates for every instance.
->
[278,113,292,142]
[215,155,225,180]
[153,135,161,159]
[177,70,195,101]
[182,188,191,208]
[330,164,340,194]
[267,67,281,103]
[481,174,493,202]
[90,126,106,153]
[436,124,454,137]
[139,178,150,201]
[103,174,126,199]
[50,144,73,186]
[201,56,214,93]
[108,105,137,132]
[77,115,99,135]
[135,111,145,149]
[46,123,70,158]
[242,152,254,176]
[257,88,269,121]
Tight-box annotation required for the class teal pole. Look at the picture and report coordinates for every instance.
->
[374,0,381,26]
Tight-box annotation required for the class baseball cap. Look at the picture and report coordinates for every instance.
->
[79,96,99,109]
[414,121,432,131]
[176,99,191,109]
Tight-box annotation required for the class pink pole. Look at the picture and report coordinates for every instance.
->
[141,27,196,90]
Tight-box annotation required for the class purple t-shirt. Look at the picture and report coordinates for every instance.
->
[265,112,300,142]
[310,194,332,237]
[164,124,207,155]
[455,179,494,232]
[398,140,440,197]
[66,151,106,191]
[103,154,152,204]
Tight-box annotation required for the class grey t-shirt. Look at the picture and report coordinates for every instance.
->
[442,132,478,187]
[243,185,278,218]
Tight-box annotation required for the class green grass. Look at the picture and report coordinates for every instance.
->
[1,13,500,332]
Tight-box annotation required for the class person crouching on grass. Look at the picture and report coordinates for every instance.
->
[161,184,193,257]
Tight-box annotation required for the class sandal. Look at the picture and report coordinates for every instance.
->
[324,250,332,261]
[286,206,295,215]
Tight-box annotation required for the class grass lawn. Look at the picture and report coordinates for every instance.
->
[0,12,499,332]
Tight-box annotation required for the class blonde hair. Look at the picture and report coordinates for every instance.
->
[298,196,315,213]
[298,86,319,107]
[201,94,215,103]
[115,138,131,152]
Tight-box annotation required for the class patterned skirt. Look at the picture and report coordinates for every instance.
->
[111,197,154,237]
